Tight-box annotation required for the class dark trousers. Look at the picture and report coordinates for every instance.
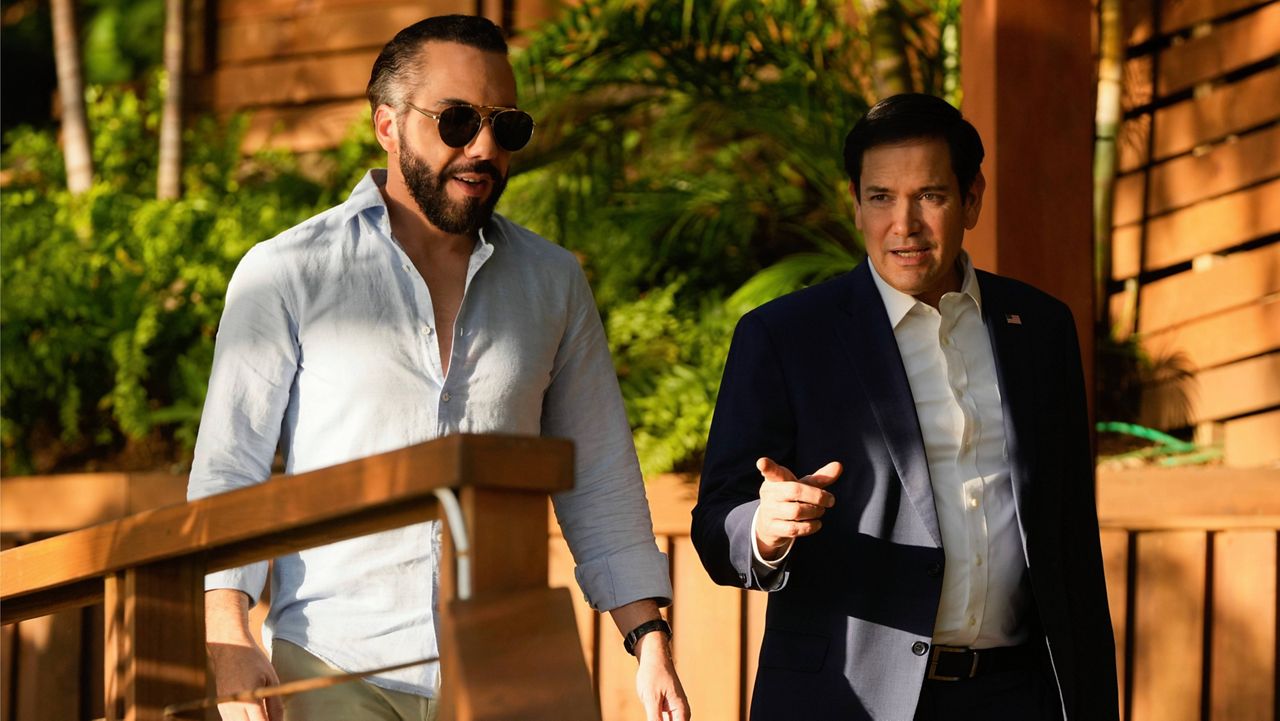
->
[913,664,1061,721]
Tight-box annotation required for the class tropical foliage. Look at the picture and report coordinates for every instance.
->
[1,0,958,476]
[503,0,956,473]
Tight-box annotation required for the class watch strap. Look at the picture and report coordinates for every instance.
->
[623,618,672,656]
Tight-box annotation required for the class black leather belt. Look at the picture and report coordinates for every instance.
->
[925,644,1036,682]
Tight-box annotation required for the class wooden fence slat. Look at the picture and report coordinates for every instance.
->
[1161,0,1270,33]
[1112,170,1147,228]
[1100,529,1130,721]
[1145,122,1280,218]
[1132,531,1206,721]
[594,605,644,720]
[1,474,128,532]
[1123,0,1156,45]
[218,4,452,64]
[1157,2,1280,95]
[1142,351,1280,427]
[742,590,766,717]
[548,534,596,675]
[1138,242,1280,333]
[1224,410,1280,468]
[241,99,368,154]
[14,611,82,721]
[1097,468,1280,529]
[1110,178,1280,279]
[1152,65,1280,163]
[671,537,740,721]
[1210,530,1277,721]
[209,49,378,111]
[217,0,440,22]
[1141,295,1280,372]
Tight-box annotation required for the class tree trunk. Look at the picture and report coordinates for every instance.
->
[50,0,93,195]
[157,0,186,200]
[1094,0,1123,330]
[860,0,911,99]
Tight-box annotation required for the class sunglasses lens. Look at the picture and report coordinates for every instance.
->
[437,106,482,148]
[492,111,535,152]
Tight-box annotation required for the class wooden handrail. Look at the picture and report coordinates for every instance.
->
[0,433,592,721]
[1,434,572,624]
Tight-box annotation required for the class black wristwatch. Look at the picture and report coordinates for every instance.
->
[623,618,672,656]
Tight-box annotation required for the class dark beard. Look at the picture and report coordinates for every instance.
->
[398,138,508,236]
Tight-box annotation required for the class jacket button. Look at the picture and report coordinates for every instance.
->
[927,562,943,577]
[912,641,929,656]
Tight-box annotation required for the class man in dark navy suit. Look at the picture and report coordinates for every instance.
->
[692,93,1118,721]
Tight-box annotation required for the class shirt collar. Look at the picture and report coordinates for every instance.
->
[866,249,982,328]
[342,168,497,255]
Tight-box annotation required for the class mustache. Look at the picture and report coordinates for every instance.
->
[444,161,502,182]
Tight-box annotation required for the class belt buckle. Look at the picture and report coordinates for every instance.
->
[927,645,979,681]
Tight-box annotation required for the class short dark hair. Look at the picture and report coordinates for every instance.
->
[366,15,509,113]
[842,93,985,200]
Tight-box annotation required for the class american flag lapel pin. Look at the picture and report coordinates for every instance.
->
[1005,314,1022,325]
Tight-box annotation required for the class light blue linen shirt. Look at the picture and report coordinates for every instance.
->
[188,169,672,697]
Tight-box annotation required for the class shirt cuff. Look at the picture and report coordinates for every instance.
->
[205,561,270,606]
[573,543,673,611]
[750,505,794,570]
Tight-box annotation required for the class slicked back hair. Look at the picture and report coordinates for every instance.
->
[366,15,509,114]
[843,93,985,200]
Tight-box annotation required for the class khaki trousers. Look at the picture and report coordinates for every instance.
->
[272,639,438,721]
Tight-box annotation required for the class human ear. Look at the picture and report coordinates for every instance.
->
[373,104,400,154]
[963,170,986,230]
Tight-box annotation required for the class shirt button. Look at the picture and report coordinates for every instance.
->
[912,641,930,656]
[940,336,951,347]
[968,616,977,627]
[975,556,983,567]
[402,264,411,272]
[421,326,433,336]
[968,496,979,509]
[441,392,451,402]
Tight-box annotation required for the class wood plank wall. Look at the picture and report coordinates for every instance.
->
[1108,0,1280,466]
[191,0,561,152]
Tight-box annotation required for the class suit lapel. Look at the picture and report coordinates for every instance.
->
[834,263,942,548]
[978,271,1037,557]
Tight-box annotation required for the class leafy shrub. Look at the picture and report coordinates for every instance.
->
[0,77,381,474]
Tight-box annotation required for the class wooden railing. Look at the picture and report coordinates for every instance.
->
[553,468,1280,721]
[0,434,597,721]
[6,464,1277,721]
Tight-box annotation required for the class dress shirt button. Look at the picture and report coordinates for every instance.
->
[421,326,433,336]
[912,641,929,656]
[441,392,451,402]
[968,496,979,509]
[940,336,951,347]
[927,562,943,577]
[975,556,983,567]
[402,263,411,272]
[968,616,977,627]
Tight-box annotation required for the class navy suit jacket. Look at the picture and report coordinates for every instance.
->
[692,262,1118,721]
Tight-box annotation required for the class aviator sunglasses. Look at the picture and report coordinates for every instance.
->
[405,102,536,152]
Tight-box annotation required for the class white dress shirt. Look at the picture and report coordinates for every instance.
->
[867,252,1030,648]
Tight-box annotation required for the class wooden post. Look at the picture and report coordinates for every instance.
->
[961,0,1096,407]
[104,560,207,721]
[438,487,599,721]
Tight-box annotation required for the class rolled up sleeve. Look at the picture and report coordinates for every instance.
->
[543,266,672,610]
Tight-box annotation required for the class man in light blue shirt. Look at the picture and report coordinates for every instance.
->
[189,15,688,721]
